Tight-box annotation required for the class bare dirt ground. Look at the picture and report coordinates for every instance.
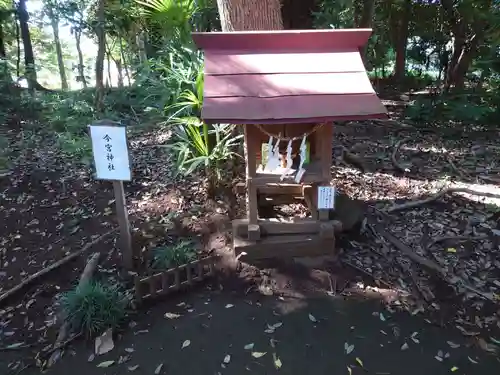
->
[5,287,500,375]
[1,94,500,373]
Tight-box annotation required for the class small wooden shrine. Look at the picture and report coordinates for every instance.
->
[192,29,387,260]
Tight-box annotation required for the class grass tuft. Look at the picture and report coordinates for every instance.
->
[58,281,129,337]
[151,240,197,270]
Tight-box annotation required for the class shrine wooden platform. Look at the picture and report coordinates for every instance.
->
[233,218,342,260]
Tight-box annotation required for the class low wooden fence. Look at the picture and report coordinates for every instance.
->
[134,255,219,302]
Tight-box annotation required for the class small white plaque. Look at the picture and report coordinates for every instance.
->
[317,186,335,209]
[90,125,131,181]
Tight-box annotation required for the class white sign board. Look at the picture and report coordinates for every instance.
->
[90,125,131,181]
[317,186,335,210]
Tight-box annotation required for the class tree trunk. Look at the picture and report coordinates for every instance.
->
[94,0,106,112]
[15,15,20,78]
[119,39,131,86]
[447,35,479,90]
[0,21,6,58]
[353,0,361,27]
[443,31,480,91]
[17,0,38,90]
[74,30,87,88]
[0,20,10,82]
[116,59,123,87]
[106,50,112,88]
[393,0,411,81]
[356,0,374,62]
[281,0,318,29]
[136,31,148,64]
[358,0,374,28]
[445,34,465,89]
[46,3,68,90]
[440,0,482,91]
[216,0,283,31]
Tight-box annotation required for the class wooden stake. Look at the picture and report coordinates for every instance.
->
[0,229,117,305]
[113,180,133,269]
[47,252,101,367]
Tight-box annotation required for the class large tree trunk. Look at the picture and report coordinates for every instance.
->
[393,0,411,81]
[94,0,106,112]
[74,30,87,88]
[46,3,68,90]
[214,0,283,200]
[216,0,283,31]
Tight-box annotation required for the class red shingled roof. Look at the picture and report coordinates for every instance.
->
[192,29,387,124]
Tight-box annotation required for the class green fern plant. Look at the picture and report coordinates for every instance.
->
[166,68,242,193]
[169,119,242,178]
[135,0,197,38]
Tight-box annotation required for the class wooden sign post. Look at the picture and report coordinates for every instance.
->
[89,120,133,270]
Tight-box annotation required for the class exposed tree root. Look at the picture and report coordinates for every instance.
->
[428,234,489,248]
[387,187,500,213]
[372,119,417,131]
[371,222,496,304]
[478,175,500,184]
[333,145,366,172]
[0,229,117,306]
[445,155,467,179]
[374,224,445,276]
[391,137,412,173]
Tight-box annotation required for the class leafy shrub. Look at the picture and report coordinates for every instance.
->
[58,281,129,337]
[56,132,92,165]
[42,93,95,134]
[152,240,197,270]
[0,134,10,172]
[166,66,243,190]
[405,92,497,125]
[168,119,242,177]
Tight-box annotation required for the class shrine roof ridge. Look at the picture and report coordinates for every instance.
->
[192,28,373,52]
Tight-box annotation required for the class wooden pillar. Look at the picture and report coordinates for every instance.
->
[320,123,333,182]
[302,184,318,220]
[244,125,260,241]
[113,180,133,269]
[319,123,333,221]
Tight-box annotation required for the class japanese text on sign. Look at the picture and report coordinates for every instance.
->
[90,124,131,181]
[317,186,335,210]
